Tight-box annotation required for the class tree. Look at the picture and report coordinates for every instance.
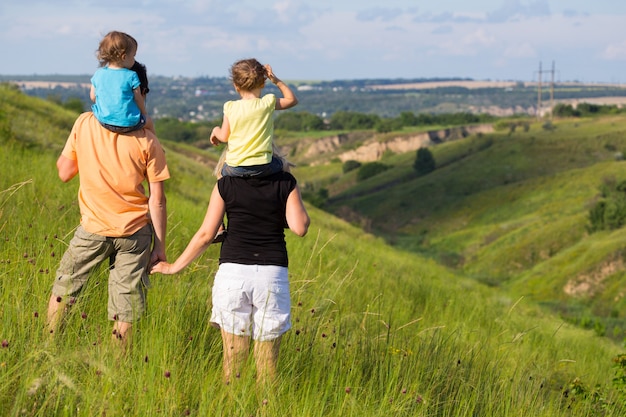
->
[63,97,86,114]
[329,111,380,130]
[275,111,325,131]
[414,147,436,176]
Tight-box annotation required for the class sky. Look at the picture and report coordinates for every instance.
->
[1,0,625,83]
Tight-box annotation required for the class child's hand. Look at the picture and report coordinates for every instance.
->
[264,64,278,84]
[210,127,222,146]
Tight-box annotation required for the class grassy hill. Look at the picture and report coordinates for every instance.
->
[2,83,626,416]
[297,113,626,342]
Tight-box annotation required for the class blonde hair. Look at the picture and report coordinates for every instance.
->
[96,31,138,67]
[213,144,293,179]
[229,58,267,92]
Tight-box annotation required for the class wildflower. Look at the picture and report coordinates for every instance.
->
[1,340,8,348]
[81,312,87,319]
[56,296,62,303]
[416,395,423,404]
[164,371,171,378]
[262,399,268,406]
[345,387,351,394]
[34,311,39,318]
[144,355,149,363]
[401,388,407,394]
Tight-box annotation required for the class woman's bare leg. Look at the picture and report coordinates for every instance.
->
[254,336,282,386]
[221,330,250,384]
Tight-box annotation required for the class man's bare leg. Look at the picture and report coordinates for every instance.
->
[112,321,132,350]
[221,330,250,384]
[46,294,67,337]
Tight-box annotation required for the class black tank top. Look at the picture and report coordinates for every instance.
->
[217,172,296,267]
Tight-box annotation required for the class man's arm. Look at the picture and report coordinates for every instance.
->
[148,181,167,265]
[56,155,78,182]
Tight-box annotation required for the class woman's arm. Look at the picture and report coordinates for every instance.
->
[285,185,310,237]
[151,185,225,274]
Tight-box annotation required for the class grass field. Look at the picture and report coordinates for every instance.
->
[3,84,626,416]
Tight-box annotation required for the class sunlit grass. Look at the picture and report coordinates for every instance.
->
[3,88,626,415]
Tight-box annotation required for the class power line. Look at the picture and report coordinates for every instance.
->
[535,61,555,120]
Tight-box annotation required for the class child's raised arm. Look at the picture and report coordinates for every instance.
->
[265,65,298,110]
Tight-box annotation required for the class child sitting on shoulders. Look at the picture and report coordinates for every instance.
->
[90,31,154,134]
[210,58,298,178]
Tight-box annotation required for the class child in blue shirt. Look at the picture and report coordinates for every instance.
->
[90,31,153,133]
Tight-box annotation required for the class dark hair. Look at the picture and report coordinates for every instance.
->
[229,58,267,91]
[131,61,149,95]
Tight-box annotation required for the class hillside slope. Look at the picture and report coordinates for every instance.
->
[316,115,626,339]
[2,84,626,415]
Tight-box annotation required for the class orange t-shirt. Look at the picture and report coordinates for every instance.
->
[62,112,170,237]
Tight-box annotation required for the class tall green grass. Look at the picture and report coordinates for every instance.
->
[3,86,626,416]
[0,142,624,416]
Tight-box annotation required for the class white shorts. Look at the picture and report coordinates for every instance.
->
[210,263,291,341]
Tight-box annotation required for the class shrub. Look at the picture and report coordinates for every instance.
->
[356,162,389,181]
[342,160,362,173]
[588,179,626,232]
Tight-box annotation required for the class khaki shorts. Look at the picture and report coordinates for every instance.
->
[52,224,152,323]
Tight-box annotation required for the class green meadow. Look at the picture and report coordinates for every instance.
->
[2,83,626,416]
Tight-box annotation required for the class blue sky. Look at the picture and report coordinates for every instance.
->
[1,0,624,82]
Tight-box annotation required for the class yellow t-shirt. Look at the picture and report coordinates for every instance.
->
[61,112,170,237]
[224,94,276,167]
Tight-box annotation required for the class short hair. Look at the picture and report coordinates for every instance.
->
[131,61,149,95]
[96,31,138,67]
[229,58,267,92]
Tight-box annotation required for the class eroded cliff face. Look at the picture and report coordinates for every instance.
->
[280,124,494,165]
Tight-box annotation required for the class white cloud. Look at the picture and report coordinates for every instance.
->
[0,0,625,81]
[602,41,626,61]
[503,42,537,58]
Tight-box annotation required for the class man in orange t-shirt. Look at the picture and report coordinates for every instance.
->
[47,111,169,346]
